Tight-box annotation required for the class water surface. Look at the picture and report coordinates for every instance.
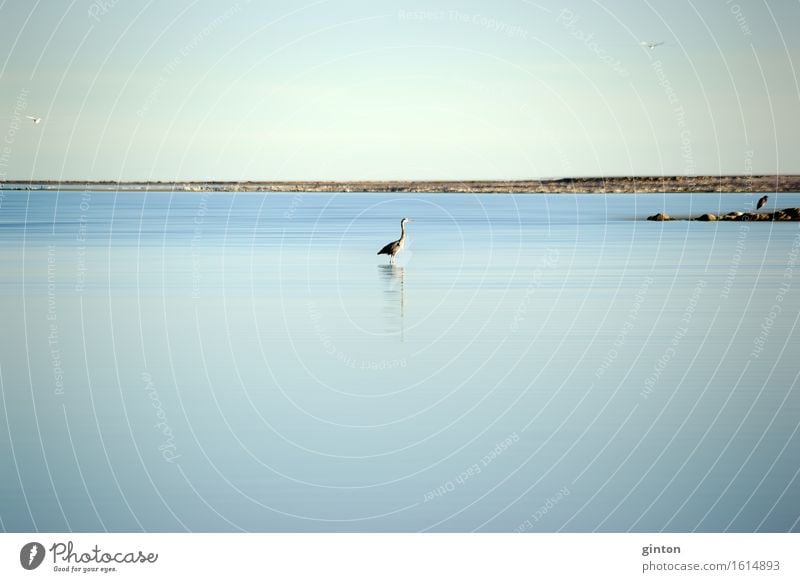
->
[0,190,798,532]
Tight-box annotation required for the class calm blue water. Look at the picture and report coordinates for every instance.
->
[0,190,798,532]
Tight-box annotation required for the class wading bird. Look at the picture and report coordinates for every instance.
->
[756,195,768,210]
[377,218,413,264]
[640,41,664,50]
[25,115,42,124]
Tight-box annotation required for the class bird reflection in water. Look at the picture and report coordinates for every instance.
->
[378,263,406,341]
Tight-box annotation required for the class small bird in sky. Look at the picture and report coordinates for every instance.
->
[25,115,42,124]
[756,195,768,210]
[640,41,664,50]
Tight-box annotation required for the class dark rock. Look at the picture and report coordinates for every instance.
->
[652,207,800,222]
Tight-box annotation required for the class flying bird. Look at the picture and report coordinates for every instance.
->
[377,218,413,264]
[756,195,768,210]
[25,115,42,124]
[640,41,664,50]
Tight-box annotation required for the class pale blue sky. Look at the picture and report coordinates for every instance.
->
[1,0,798,180]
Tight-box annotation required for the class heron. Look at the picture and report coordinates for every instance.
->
[377,218,413,264]
[25,115,42,124]
[756,195,768,210]
[640,41,664,50]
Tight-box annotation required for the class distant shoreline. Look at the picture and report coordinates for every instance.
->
[1,176,798,193]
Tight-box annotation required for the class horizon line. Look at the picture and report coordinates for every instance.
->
[1,174,798,184]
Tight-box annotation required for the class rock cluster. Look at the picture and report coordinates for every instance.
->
[647,208,800,222]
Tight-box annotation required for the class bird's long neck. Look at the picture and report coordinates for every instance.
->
[399,221,406,241]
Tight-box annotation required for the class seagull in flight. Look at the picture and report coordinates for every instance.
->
[640,41,664,50]
[25,115,42,124]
